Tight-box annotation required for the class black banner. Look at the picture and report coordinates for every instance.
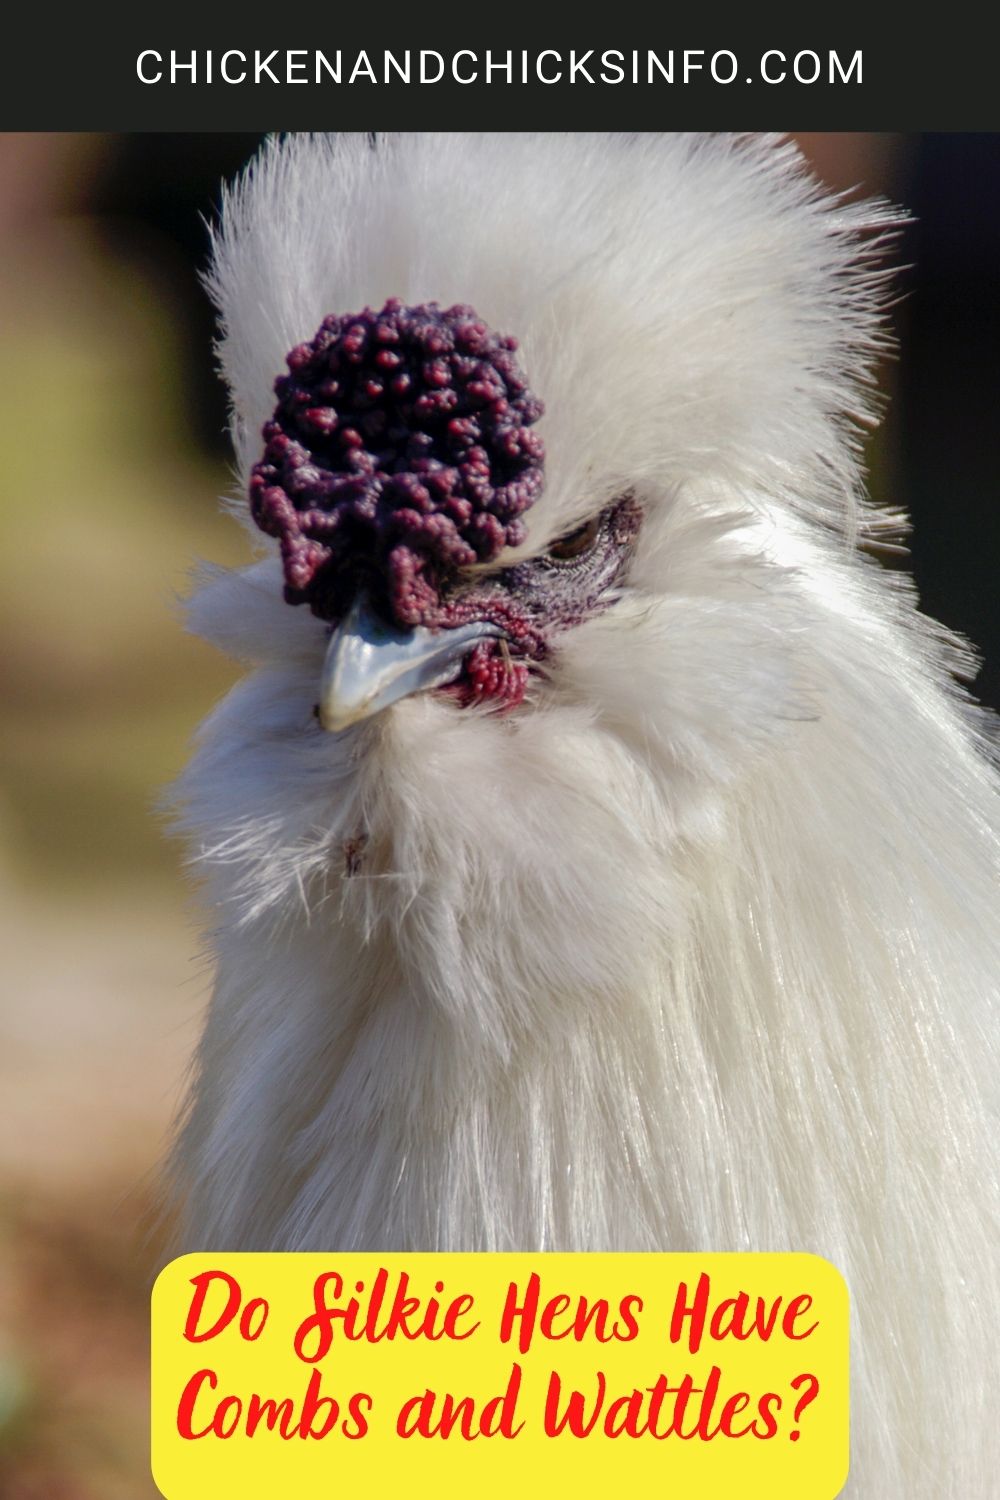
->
[0,12,994,130]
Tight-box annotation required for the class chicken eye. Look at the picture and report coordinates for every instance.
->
[548,515,601,562]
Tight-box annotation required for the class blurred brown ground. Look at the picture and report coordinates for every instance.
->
[0,133,899,1498]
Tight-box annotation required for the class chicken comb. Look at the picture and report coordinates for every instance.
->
[249,298,545,627]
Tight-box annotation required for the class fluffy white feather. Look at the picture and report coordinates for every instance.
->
[168,134,999,1498]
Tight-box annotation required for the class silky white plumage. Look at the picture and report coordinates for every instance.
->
[168,134,999,1497]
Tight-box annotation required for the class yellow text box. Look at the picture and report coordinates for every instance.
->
[152,1253,848,1499]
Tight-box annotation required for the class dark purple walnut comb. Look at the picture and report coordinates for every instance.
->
[249,298,545,628]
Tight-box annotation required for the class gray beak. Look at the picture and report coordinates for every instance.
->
[318,595,503,732]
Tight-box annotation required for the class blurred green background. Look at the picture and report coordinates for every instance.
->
[0,133,996,1498]
[0,135,256,1500]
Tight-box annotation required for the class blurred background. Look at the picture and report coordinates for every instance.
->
[0,133,996,1498]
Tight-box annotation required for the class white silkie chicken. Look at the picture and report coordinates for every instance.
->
[168,134,999,1497]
